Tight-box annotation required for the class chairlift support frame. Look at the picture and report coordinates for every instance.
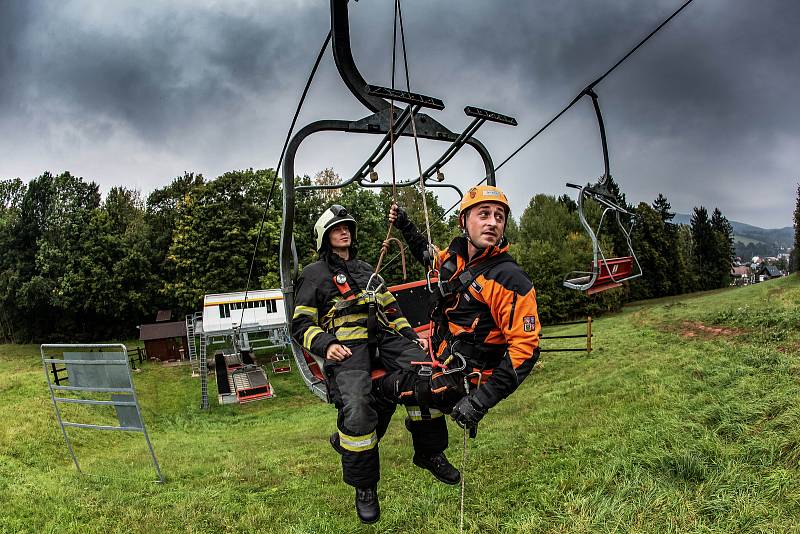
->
[279,0,516,401]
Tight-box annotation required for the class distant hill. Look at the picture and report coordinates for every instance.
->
[671,213,794,257]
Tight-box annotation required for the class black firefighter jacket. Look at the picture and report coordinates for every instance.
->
[291,250,418,357]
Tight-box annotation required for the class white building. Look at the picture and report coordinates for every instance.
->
[187,289,289,409]
[201,289,286,335]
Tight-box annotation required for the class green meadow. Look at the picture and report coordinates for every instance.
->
[1,276,799,533]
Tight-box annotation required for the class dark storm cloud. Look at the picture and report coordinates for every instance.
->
[372,0,800,228]
[0,0,36,109]
[1,1,798,227]
[15,3,329,141]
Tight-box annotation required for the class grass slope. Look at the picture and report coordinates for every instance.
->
[1,277,799,533]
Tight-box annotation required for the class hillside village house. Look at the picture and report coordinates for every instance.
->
[730,265,751,286]
[755,264,783,282]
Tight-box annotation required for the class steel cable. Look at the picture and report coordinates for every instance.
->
[238,31,332,318]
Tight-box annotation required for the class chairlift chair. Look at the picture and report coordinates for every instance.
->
[563,180,641,294]
[562,88,642,295]
[279,0,516,401]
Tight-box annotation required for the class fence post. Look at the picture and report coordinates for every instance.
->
[587,316,593,353]
[51,362,60,386]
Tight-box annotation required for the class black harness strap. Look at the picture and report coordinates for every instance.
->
[428,251,515,349]
[438,251,515,298]
[329,265,380,361]
[366,292,378,360]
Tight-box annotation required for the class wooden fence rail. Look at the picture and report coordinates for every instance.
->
[539,316,593,354]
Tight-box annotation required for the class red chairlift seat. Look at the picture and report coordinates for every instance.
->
[584,256,635,295]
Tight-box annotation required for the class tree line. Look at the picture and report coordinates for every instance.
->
[0,169,741,343]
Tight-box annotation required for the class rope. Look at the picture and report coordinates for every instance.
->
[373,0,401,277]
[397,0,434,247]
[441,0,695,219]
[239,30,332,318]
[460,424,468,534]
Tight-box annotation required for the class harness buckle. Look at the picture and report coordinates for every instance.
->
[416,365,433,378]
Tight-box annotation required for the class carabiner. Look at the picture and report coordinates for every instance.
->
[442,352,467,375]
[426,268,439,293]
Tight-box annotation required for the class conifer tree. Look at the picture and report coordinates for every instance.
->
[690,206,714,290]
[710,208,735,288]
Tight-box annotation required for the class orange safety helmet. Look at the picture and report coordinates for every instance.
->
[459,185,510,224]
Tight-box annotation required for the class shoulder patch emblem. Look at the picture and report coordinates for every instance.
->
[523,315,536,332]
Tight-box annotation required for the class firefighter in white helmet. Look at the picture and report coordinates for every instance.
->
[291,205,460,525]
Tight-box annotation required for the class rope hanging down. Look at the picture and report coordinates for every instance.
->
[396,0,434,249]
[374,0,432,277]
[373,0,402,276]
[238,31,332,319]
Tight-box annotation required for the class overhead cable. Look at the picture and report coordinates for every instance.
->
[441,0,695,218]
[239,30,332,315]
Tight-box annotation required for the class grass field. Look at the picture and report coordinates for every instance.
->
[2,276,799,533]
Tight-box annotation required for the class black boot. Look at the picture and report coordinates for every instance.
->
[355,485,380,524]
[413,452,461,485]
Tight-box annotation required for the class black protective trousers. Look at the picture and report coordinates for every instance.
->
[324,330,448,489]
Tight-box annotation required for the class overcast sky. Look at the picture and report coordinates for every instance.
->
[1,0,798,228]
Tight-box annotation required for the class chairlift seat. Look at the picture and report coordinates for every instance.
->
[588,256,634,295]
[300,278,435,401]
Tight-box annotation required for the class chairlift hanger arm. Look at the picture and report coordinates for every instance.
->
[282,0,502,308]
[331,0,389,112]
[584,89,610,185]
[328,0,498,184]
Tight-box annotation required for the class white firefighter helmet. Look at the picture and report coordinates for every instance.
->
[314,204,357,251]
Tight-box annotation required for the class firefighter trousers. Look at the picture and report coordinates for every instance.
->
[324,330,448,488]
[375,333,450,458]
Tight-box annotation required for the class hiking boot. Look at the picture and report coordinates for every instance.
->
[355,485,380,524]
[413,452,461,485]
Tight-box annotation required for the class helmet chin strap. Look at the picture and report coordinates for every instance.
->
[460,219,504,253]
[461,226,482,250]
[460,207,508,253]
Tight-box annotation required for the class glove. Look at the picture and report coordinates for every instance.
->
[429,370,467,413]
[450,394,487,428]
[392,205,411,230]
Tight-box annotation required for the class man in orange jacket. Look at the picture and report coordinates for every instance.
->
[382,185,541,450]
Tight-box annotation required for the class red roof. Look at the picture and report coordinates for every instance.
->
[731,266,749,277]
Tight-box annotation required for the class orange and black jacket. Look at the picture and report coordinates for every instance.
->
[292,250,418,357]
[398,222,541,410]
